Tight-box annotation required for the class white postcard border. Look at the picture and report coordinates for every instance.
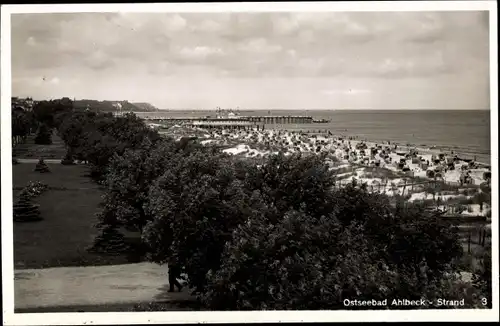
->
[1,1,498,324]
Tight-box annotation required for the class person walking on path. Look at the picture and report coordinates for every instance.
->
[168,256,183,292]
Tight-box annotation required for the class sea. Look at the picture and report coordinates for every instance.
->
[143,110,492,165]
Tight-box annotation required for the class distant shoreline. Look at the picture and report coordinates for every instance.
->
[144,110,491,165]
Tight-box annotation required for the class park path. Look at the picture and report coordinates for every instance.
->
[15,158,75,164]
[14,262,194,310]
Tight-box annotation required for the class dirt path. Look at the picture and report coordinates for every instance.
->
[15,262,194,310]
[15,158,81,164]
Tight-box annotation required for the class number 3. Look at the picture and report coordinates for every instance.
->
[482,298,488,306]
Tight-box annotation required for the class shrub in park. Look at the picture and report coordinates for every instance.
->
[34,124,53,145]
[13,191,42,222]
[34,158,50,173]
[23,181,49,198]
[87,225,130,255]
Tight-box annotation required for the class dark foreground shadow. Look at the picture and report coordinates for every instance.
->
[14,300,203,313]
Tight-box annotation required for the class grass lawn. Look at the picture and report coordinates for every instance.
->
[12,163,131,269]
[13,163,97,190]
[12,132,67,159]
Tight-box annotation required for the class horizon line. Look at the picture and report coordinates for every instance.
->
[9,96,490,111]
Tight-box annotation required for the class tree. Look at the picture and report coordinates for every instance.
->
[58,110,94,159]
[12,107,32,145]
[34,123,53,145]
[198,177,464,310]
[141,151,340,294]
[201,209,389,310]
[244,152,336,219]
[96,137,179,233]
[56,111,161,181]
[33,98,74,128]
[142,151,256,293]
[54,106,467,310]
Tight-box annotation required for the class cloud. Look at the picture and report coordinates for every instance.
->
[238,38,282,54]
[10,11,490,110]
[26,36,37,47]
[164,14,187,32]
[84,49,115,70]
[322,89,372,95]
[177,46,224,61]
[11,11,488,78]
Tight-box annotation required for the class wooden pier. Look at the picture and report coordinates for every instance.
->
[243,116,313,124]
[115,112,314,125]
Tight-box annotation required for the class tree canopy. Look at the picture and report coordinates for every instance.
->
[48,102,489,310]
[12,107,33,140]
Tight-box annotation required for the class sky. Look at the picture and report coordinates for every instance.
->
[11,11,490,110]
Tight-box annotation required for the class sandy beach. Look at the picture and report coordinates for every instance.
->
[156,124,492,220]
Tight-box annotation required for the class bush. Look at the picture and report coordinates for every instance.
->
[430,274,484,309]
[472,250,492,308]
[87,225,130,255]
[22,181,49,198]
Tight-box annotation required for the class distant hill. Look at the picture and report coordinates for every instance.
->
[131,102,159,112]
[73,100,159,112]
